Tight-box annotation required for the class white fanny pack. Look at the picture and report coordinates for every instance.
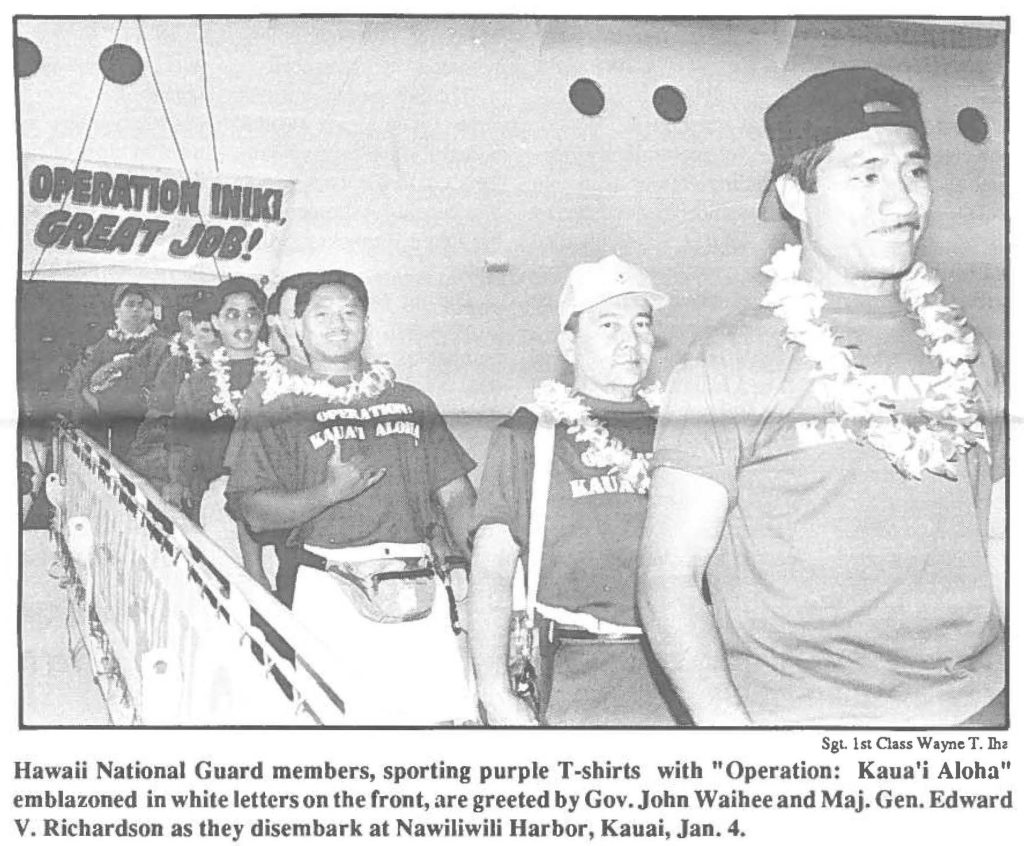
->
[305,542,436,624]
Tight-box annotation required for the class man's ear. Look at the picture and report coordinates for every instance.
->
[211,314,223,335]
[775,174,807,223]
[557,329,576,365]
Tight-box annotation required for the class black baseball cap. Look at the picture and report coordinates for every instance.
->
[292,270,370,317]
[759,67,927,220]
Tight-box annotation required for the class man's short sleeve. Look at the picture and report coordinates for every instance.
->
[472,410,533,551]
[224,400,291,500]
[652,344,742,505]
[418,392,476,493]
[167,371,203,453]
[149,356,186,415]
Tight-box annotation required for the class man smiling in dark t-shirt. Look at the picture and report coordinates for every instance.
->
[470,256,689,726]
[226,270,477,724]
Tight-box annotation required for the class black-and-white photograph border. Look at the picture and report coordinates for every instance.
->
[10,13,1010,733]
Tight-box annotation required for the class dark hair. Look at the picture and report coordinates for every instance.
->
[212,276,267,314]
[293,270,370,318]
[185,290,218,325]
[112,283,154,309]
[782,140,836,194]
[774,140,835,234]
[267,274,306,316]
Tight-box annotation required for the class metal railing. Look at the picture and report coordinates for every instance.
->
[46,419,350,725]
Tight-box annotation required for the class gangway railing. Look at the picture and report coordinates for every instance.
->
[45,419,350,725]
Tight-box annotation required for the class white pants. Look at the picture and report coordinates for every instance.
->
[200,476,280,586]
[291,563,477,725]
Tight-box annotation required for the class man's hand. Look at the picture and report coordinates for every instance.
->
[162,482,193,512]
[480,689,540,726]
[89,355,131,393]
[323,443,386,503]
[237,445,387,534]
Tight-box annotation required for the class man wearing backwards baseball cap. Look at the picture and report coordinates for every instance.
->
[640,68,1005,726]
[469,256,689,725]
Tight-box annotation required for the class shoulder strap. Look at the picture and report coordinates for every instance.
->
[525,408,556,626]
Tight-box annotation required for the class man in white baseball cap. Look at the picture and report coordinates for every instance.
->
[468,256,689,725]
[557,254,670,331]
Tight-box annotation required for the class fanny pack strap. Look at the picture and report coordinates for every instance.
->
[327,561,435,591]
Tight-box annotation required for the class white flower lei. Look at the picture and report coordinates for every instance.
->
[168,332,208,369]
[107,323,157,343]
[208,343,277,421]
[533,380,662,494]
[261,360,396,406]
[761,244,988,480]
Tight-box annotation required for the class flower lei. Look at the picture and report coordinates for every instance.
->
[107,323,157,343]
[533,380,662,494]
[261,360,396,406]
[208,343,277,421]
[761,244,988,480]
[168,332,208,370]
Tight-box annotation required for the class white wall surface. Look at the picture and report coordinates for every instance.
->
[16,17,1006,415]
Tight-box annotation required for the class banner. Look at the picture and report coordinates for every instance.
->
[21,154,295,285]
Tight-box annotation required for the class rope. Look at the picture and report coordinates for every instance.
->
[137,19,190,182]
[27,19,123,281]
[197,20,220,173]
[136,19,224,282]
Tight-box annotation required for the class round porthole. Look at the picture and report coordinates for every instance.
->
[16,37,42,78]
[569,78,605,117]
[653,85,687,123]
[99,43,144,84]
[957,107,989,144]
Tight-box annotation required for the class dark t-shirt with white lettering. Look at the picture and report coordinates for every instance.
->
[225,361,475,547]
[473,396,655,627]
[170,358,256,489]
[652,289,1005,725]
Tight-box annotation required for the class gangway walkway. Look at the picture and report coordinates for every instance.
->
[21,529,112,725]
[32,420,351,726]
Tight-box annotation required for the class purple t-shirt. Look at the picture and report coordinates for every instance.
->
[64,331,170,422]
[473,396,656,627]
[225,361,475,547]
[170,358,256,488]
[653,290,1005,725]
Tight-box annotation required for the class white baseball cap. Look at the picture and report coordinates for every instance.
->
[558,255,669,329]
